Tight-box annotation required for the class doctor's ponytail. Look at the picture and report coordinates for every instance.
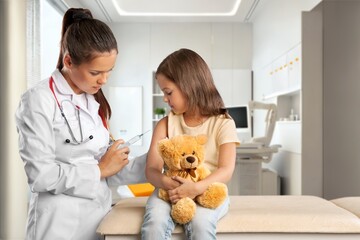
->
[56,8,118,124]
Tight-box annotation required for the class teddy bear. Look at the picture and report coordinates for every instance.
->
[157,134,228,224]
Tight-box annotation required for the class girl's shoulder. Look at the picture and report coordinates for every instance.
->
[207,114,236,130]
[210,113,233,123]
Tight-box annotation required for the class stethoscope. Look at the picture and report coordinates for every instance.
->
[49,77,93,145]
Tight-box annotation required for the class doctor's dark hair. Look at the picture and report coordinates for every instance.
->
[156,48,227,117]
[56,8,118,121]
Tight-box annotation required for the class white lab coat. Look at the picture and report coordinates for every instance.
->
[16,70,112,240]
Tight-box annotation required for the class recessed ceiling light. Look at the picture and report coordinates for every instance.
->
[111,0,242,16]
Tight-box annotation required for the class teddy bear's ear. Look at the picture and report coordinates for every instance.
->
[158,138,174,157]
[196,134,208,145]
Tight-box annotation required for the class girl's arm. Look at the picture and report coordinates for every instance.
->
[145,117,181,190]
[194,142,236,191]
[169,142,236,203]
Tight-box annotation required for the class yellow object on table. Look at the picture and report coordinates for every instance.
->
[128,183,155,197]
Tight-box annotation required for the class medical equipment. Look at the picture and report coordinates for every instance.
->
[231,101,281,195]
[237,101,280,163]
[248,101,277,148]
[61,100,93,145]
[49,77,93,145]
[117,130,151,149]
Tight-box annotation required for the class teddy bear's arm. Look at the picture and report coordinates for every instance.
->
[158,170,176,202]
[197,165,211,180]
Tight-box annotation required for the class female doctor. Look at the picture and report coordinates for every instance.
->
[15,8,127,240]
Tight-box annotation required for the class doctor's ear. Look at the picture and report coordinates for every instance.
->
[63,54,73,68]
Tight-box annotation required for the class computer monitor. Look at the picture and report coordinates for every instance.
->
[226,105,252,141]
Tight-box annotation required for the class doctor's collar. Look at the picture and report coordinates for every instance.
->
[51,69,79,96]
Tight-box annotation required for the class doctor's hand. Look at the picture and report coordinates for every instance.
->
[98,139,130,179]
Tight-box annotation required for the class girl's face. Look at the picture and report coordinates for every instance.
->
[156,73,187,114]
[63,50,117,94]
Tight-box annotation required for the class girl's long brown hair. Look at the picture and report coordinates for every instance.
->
[156,48,228,117]
[56,8,118,123]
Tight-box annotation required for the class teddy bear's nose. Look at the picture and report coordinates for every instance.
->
[186,156,195,163]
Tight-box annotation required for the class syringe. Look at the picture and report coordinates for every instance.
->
[117,130,151,149]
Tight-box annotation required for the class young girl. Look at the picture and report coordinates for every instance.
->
[141,48,240,239]
[16,8,129,240]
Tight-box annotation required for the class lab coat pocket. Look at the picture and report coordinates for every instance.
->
[34,193,80,239]
[75,184,111,237]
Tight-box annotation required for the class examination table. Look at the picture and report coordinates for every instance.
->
[97,195,360,239]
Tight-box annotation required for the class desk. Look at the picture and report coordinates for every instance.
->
[236,144,281,163]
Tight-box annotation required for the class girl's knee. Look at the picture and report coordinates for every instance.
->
[192,216,216,232]
[142,210,175,239]
[187,215,216,239]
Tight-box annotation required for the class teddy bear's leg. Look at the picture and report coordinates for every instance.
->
[196,182,228,209]
[171,197,196,225]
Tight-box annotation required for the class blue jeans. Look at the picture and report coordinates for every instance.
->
[141,188,230,240]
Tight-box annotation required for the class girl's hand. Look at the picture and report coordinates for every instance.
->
[98,139,130,178]
[162,175,181,191]
[168,176,202,203]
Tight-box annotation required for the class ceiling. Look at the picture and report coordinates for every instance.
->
[48,0,266,23]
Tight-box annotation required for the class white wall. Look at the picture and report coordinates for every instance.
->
[104,22,253,156]
[251,0,321,195]
[252,0,320,100]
